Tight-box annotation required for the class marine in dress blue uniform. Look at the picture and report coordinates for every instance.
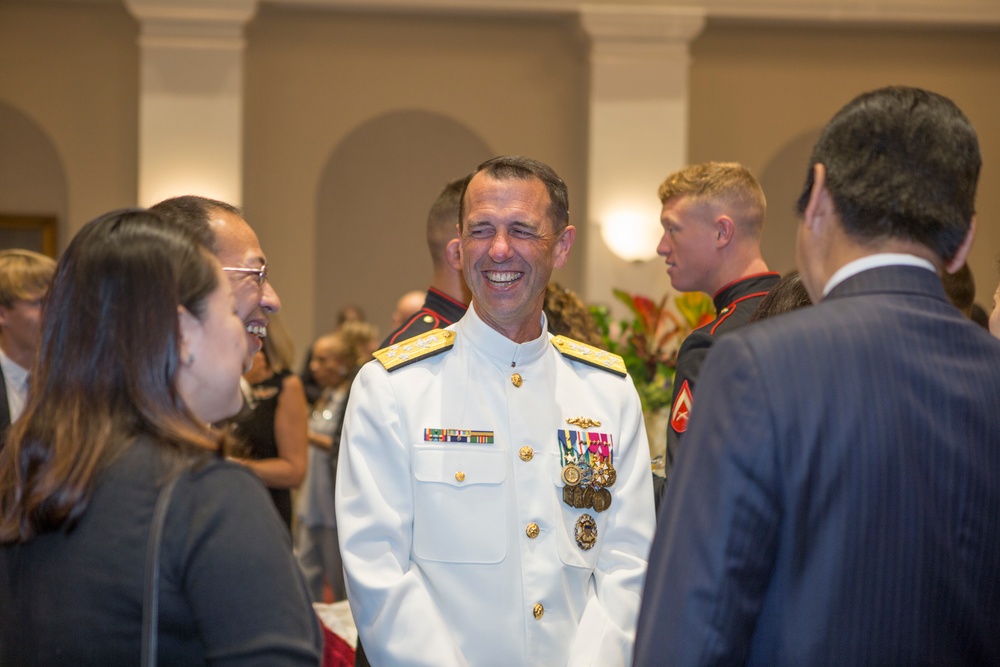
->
[663,272,779,476]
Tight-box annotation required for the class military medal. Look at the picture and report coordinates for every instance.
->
[561,464,582,486]
[558,427,616,510]
[592,488,612,513]
[575,514,597,550]
[591,459,612,488]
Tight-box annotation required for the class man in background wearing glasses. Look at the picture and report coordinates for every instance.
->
[152,195,281,370]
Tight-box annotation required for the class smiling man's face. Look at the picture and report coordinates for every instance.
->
[209,210,281,369]
[459,172,574,343]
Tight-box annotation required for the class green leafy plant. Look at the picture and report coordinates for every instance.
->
[591,290,715,413]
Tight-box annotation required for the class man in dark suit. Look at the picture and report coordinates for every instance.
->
[0,250,56,441]
[634,86,1000,665]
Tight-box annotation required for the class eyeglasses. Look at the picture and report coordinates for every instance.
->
[222,265,269,286]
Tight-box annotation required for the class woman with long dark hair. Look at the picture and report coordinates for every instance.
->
[0,209,322,665]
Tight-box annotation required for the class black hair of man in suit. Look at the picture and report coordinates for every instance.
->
[795,86,980,262]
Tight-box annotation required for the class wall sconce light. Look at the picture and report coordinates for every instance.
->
[600,208,662,263]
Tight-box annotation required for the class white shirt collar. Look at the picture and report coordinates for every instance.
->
[823,253,936,297]
[457,303,550,369]
[0,346,30,421]
[0,346,29,388]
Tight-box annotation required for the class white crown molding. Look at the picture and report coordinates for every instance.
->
[124,0,259,49]
[580,6,707,60]
[262,0,1000,29]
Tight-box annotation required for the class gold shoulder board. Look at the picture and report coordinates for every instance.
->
[551,335,627,377]
[373,329,456,372]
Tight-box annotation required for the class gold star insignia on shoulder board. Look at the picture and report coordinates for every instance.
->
[551,336,626,377]
[373,329,456,372]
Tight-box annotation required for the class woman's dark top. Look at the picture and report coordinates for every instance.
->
[0,435,322,665]
[232,371,293,529]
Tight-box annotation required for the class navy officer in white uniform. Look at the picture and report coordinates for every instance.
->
[336,155,655,666]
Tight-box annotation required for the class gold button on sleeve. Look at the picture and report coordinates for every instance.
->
[455,471,465,482]
[533,603,544,619]
[518,446,534,462]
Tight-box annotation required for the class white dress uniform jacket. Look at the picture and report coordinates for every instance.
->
[336,304,655,667]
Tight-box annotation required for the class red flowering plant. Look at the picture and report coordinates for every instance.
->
[591,290,715,413]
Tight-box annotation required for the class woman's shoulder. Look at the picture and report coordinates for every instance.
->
[125,434,266,499]
[167,454,288,544]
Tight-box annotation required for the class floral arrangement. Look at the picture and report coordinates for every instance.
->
[591,289,715,413]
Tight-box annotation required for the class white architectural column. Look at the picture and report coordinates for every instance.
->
[125,0,258,206]
[578,5,705,312]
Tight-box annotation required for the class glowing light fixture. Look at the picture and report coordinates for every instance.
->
[600,208,662,262]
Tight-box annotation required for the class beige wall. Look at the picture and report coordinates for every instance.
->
[0,0,138,242]
[243,6,590,357]
[1,2,998,360]
[688,22,1000,307]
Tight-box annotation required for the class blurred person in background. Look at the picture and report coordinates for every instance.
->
[302,305,372,404]
[230,313,308,532]
[297,322,376,604]
[390,290,427,332]
[747,270,813,323]
[0,249,55,442]
[381,178,470,348]
[544,282,603,347]
[940,262,976,317]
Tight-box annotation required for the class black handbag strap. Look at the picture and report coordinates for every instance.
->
[142,472,183,667]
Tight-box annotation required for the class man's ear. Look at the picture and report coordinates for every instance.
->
[803,163,833,232]
[445,237,462,271]
[714,216,735,248]
[552,225,576,269]
[944,215,976,274]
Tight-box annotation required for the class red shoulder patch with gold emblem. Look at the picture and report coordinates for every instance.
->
[670,380,693,433]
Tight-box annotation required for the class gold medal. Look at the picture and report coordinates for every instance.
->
[582,487,595,509]
[592,488,612,513]
[604,465,617,488]
[573,486,587,509]
[563,485,576,507]
[591,460,611,488]
[561,464,582,486]
[575,514,597,550]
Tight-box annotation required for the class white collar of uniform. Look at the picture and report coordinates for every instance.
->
[459,302,550,368]
[0,345,29,388]
[823,253,936,297]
